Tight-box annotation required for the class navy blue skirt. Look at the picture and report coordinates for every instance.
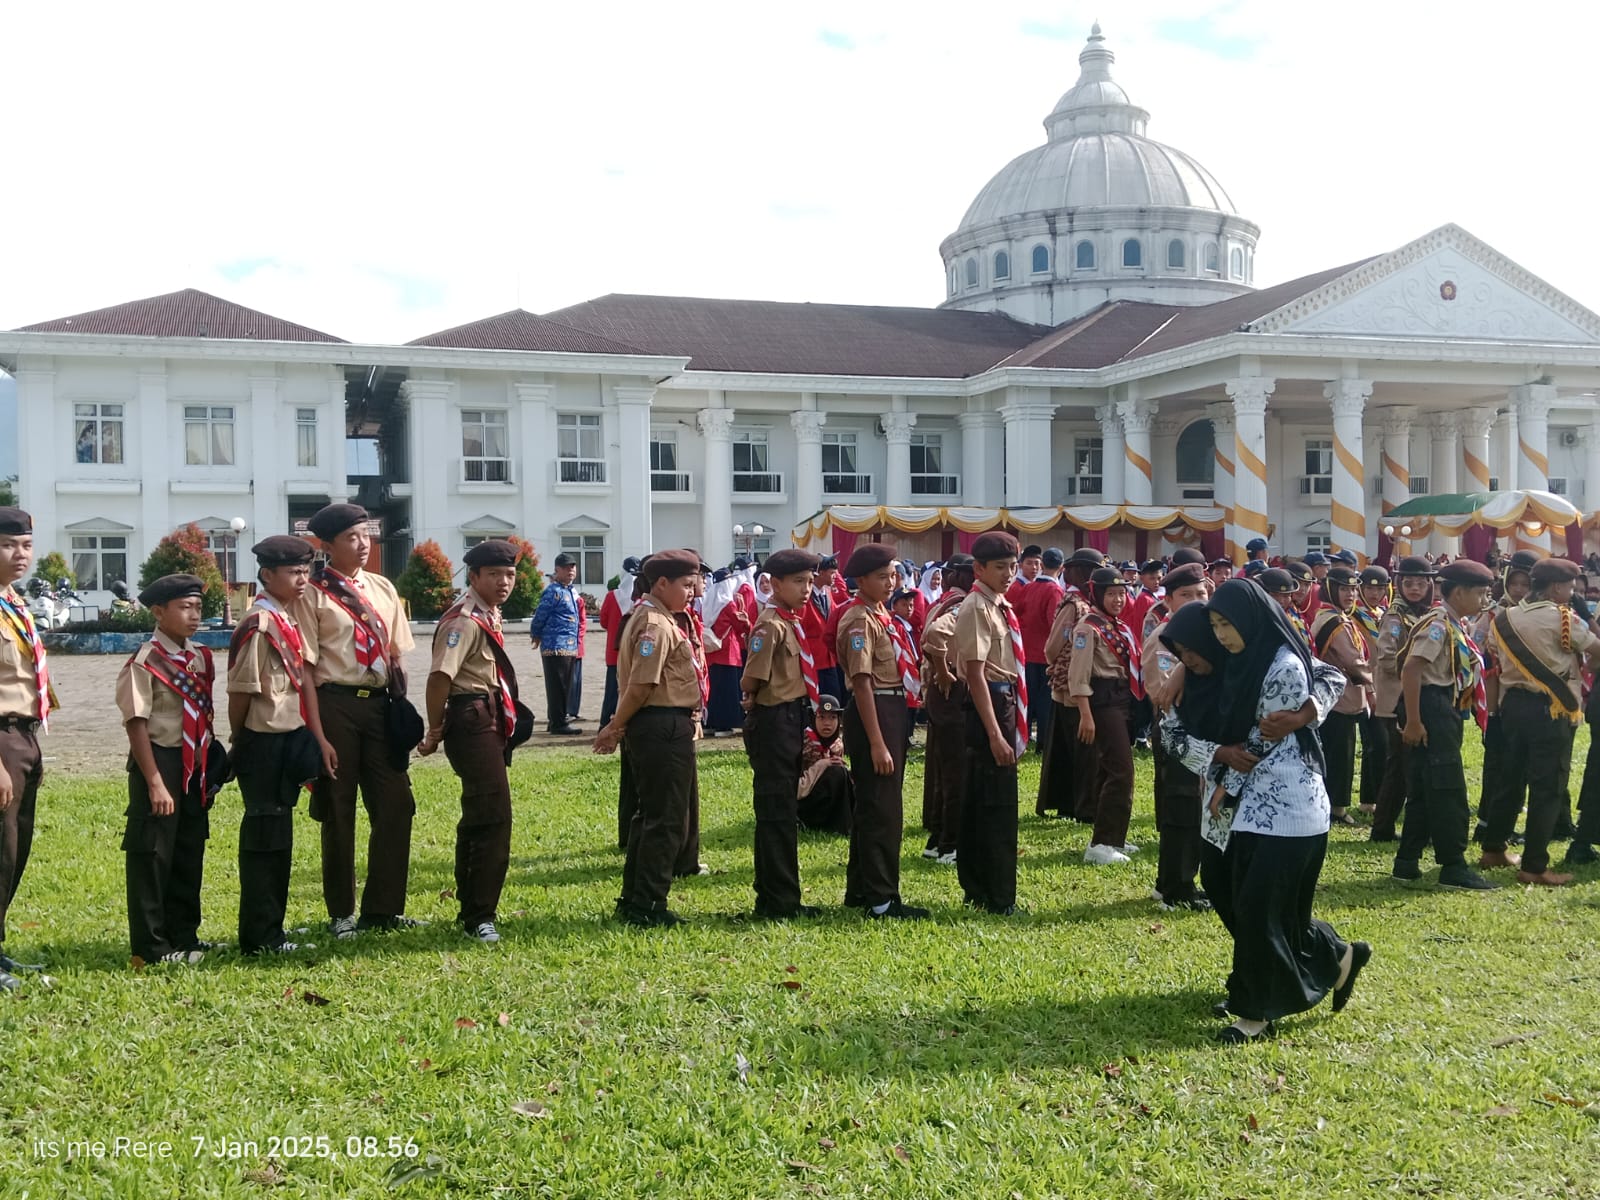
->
[705,663,746,732]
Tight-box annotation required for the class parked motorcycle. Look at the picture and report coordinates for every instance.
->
[26,576,83,630]
[109,579,138,615]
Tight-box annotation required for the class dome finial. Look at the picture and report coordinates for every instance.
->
[1091,19,1101,36]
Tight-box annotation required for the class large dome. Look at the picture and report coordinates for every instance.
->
[939,25,1261,326]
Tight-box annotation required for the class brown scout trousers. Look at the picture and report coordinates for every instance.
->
[842,692,909,909]
[443,695,512,929]
[312,687,416,921]
[1087,677,1135,848]
[620,707,698,910]
[922,679,967,855]
[0,722,42,945]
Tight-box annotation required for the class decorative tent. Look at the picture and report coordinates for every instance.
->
[1382,490,1583,560]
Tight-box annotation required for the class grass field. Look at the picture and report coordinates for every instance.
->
[6,732,1600,1198]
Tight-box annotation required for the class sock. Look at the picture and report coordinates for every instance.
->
[870,901,891,915]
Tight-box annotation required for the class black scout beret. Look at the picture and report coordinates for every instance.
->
[252,535,314,567]
[763,549,820,578]
[1161,563,1206,592]
[306,503,368,541]
[463,539,520,569]
[1437,559,1495,587]
[139,573,206,607]
[0,507,32,536]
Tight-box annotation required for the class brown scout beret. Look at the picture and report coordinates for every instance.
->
[843,543,898,577]
[763,548,821,578]
[643,549,702,583]
[971,531,1022,562]
[306,502,369,541]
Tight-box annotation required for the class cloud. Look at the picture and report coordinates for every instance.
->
[818,29,855,50]
[217,256,283,283]
[1152,15,1260,60]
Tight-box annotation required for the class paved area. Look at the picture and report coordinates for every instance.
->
[40,621,609,775]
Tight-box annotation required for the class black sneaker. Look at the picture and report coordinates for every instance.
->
[1438,863,1499,891]
[357,914,429,932]
[0,970,19,991]
[1563,842,1598,866]
[0,953,45,973]
[1369,829,1397,843]
[865,900,930,921]
[615,901,685,928]
[1391,858,1423,882]
[751,904,823,920]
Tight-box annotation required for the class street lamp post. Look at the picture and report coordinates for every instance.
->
[731,522,766,561]
[224,515,247,628]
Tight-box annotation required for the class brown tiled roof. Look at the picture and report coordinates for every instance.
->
[998,302,1183,369]
[17,288,346,343]
[542,294,1049,377]
[406,308,652,355]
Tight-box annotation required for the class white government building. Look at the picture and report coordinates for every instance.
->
[5,24,1600,607]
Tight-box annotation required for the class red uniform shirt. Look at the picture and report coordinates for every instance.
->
[1017,575,1063,664]
[599,590,624,667]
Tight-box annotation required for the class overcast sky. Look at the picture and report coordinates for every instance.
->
[5,0,1597,345]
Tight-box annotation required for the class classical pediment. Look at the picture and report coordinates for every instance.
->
[1250,224,1600,345]
[459,513,517,533]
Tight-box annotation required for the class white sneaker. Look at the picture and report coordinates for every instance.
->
[935,851,958,865]
[921,846,940,860]
[1084,843,1131,866]
[1119,843,1141,855]
[330,915,359,940]
[157,949,205,965]
[1150,887,1165,902]
[467,922,500,944]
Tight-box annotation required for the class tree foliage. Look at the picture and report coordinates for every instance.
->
[138,524,227,618]
[396,539,457,619]
[500,536,545,621]
[32,550,75,591]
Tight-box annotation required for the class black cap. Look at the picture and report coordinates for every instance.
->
[943,552,975,573]
[1041,547,1065,569]
[732,555,754,571]
[972,531,1021,562]
[1067,548,1107,566]
[1089,566,1126,590]
[1139,559,1165,575]
[1171,547,1207,566]
[139,573,206,607]
[1020,544,1043,559]
[1505,549,1544,576]
[463,539,520,569]
[306,502,369,541]
[0,507,32,536]
[1259,568,1297,595]
[1358,565,1391,586]
[622,555,643,574]
[815,695,842,715]
[252,535,314,568]
[764,548,820,578]
[1209,558,1234,571]
[1395,556,1436,577]
[1161,563,1206,592]
[844,543,897,577]
[553,552,577,568]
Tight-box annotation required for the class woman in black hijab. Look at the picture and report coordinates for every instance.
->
[1195,580,1369,1042]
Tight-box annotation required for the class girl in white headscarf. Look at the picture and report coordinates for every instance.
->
[918,563,943,606]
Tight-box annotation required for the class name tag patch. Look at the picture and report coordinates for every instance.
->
[750,634,765,653]
[850,633,866,652]
[639,636,656,658]
[446,629,461,647]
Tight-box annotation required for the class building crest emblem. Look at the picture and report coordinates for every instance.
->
[1439,280,1457,301]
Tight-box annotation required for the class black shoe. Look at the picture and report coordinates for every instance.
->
[1438,863,1499,891]
[751,904,823,920]
[615,901,685,928]
[0,953,44,973]
[1391,858,1423,882]
[1369,829,1397,844]
[1508,833,1524,847]
[357,914,429,932]
[1211,1000,1230,1020]
[1472,822,1489,846]
[1215,1020,1276,1045]
[981,902,1023,916]
[1332,941,1372,1014]
[1552,822,1576,842]
[865,900,930,921]
[1563,842,1598,866]
[549,725,582,736]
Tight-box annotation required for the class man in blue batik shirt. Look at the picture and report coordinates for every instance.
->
[530,553,583,736]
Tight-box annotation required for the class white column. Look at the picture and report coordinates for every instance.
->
[515,382,553,549]
[1428,412,1460,556]
[697,406,736,566]
[790,408,826,521]
[957,411,1004,507]
[999,390,1057,508]
[13,368,58,552]
[1511,383,1556,551]
[138,370,172,565]
[246,371,283,581]
[324,372,349,500]
[1324,380,1371,561]
[1116,397,1159,505]
[881,411,917,507]
[1095,403,1125,506]
[1377,406,1415,521]
[1225,377,1275,555]
[1205,400,1236,560]
[1493,409,1518,491]
[399,378,454,555]
[1458,407,1495,493]
[1579,422,1600,516]
[610,384,655,569]
[1150,414,1184,507]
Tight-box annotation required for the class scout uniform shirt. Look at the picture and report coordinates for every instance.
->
[1067,611,1131,697]
[954,583,1021,684]
[0,583,50,720]
[116,630,209,748]
[741,607,806,705]
[1141,617,1180,696]
[835,602,901,689]
[228,597,309,734]
[430,590,506,697]
[291,568,414,687]
[1310,608,1370,715]
[1372,604,1422,719]
[620,598,703,709]
[1490,599,1598,708]
[1043,591,1090,705]
[919,589,966,695]
[1403,609,1475,694]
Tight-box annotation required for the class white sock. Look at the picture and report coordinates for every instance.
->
[1232,1017,1269,1036]
[870,901,891,915]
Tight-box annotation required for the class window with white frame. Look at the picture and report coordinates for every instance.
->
[1068,436,1103,496]
[1300,438,1333,494]
[1166,238,1186,270]
[732,429,781,492]
[1304,532,1332,554]
[822,431,868,494]
[1204,242,1220,273]
[559,533,606,586]
[184,405,235,466]
[964,258,979,289]
[1175,420,1215,487]
[1075,240,1096,270]
[1230,247,1245,279]
[70,533,128,591]
[74,403,124,465]
[1122,238,1143,268]
[206,532,239,584]
[461,409,510,482]
[650,428,689,492]
[910,432,958,496]
[1031,244,1050,273]
[993,250,1010,281]
[296,407,318,468]
[557,412,605,483]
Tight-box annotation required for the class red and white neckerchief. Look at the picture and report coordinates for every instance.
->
[145,638,213,792]
[776,606,821,706]
[319,568,387,671]
[459,598,516,738]
[1087,610,1147,702]
[0,588,50,728]
[873,608,922,701]
[688,609,710,708]
[1459,619,1489,733]
[254,600,310,723]
[1001,592,1031,755]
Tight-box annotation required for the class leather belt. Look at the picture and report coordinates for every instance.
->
[318,682,387,699]
[873,687,906,696]
[0,715,41,732]
[637,706,696,716]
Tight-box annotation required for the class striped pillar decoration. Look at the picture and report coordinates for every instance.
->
[1324,380,1371,561]
[1427,413,1460,556]
[1206,401,1236,562]
[1225,378,1274,556]
[1117,397,1159,505]
[1511,384,1556,550]
[1376,407,1415,523]
[1458,407,1495,492]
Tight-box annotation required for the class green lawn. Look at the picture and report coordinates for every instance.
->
[6,732,1600,1198]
